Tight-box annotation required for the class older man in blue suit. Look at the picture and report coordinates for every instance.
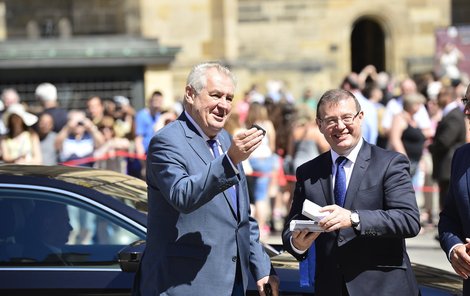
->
[132,62,279,296]
[439,83,470,295]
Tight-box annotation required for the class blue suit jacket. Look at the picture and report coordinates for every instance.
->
[439,143,470,294]
[282,141,420,296]
[133,112,272,296]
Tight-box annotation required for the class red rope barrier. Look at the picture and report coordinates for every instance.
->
[59,152,439,193]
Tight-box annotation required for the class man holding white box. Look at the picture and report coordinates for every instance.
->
[282,89,421,296]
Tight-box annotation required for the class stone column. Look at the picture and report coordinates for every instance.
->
[0,2,6,40]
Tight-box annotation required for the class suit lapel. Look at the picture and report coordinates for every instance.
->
[179,114,239,220]
[179,113,213,164]
[319,152,334,205]
[344,141,371,209]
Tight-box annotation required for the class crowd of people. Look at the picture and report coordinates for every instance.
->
[0,64,468,240]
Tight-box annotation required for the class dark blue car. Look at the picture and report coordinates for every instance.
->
[0,165,462,295]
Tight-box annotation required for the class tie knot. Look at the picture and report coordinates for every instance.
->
[336,156,348,167]
[207,139,217,147]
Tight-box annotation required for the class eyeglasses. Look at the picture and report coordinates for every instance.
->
[462,97,469,106]
[319,111,361,128]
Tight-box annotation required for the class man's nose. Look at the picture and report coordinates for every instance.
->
[218,97,231,109]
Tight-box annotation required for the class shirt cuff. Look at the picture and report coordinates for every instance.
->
[225,153,240,175]
[290,236,308,254]
[449,243,465,261]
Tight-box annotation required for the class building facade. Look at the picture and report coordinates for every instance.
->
[0,0,462,107]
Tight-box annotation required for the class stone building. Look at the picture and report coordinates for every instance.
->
[0,0,467,108]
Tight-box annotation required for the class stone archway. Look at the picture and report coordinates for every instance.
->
[351,17,386,73]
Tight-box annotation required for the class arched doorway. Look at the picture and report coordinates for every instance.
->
[351,18,386,73]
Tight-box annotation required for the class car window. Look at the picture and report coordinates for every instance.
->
[0,188,145,268]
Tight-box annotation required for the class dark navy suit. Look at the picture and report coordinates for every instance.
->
[282,141,420,296]
[439,143,470,295]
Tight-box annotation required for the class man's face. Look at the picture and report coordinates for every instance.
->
[149,94,164,112]
[186,68,235,138]
[317,97,363,155]
[87,97,104,119]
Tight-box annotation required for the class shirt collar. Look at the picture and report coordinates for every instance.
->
[442,101,460,117]
[330,138,363,165]
[184,110,215,143]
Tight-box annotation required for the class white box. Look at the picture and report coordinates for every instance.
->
[289,220,324,232]
[302,199,330,222]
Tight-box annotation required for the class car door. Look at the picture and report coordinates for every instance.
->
[0,185,145,296]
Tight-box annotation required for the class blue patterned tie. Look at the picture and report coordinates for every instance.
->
[207,140,238,213]
[334,156,348,207]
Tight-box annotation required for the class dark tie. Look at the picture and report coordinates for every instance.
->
[207,140,238,213]
[334,156,348,207]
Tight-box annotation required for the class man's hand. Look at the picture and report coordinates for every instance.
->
[318,205,352,232]
[291,229,320,251]
[227,127,264,164]
[256,275,280,296]
[450,239,470,279]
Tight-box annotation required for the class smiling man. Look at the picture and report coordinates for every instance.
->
[133,62,279,296]
[282,89,421,296]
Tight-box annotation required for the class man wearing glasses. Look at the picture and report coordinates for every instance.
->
[282,89,421,295]
[438,84,470,295]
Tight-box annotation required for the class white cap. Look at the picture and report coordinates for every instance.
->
[35,83,57,102]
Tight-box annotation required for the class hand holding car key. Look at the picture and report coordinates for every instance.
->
[227,123,266,164]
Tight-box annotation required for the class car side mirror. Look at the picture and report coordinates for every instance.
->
[118,239,145,272]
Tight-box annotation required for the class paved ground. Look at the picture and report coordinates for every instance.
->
[264,225,454,273]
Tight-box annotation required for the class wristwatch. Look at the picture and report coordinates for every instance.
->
[350,210,360,229]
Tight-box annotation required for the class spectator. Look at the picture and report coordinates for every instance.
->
[112,95,135,139]
[55,110,104,167]
[35,83,68,133]
[245,102,277,240]
[0,88,21,136]
[429,85,467,211]
[363,83,387,148]
[135,90,165,156]
[340,72,378,145]
[389,93,427,177]
[86,96,105,127]
[1,103,42,164]
[439,42,465,81]
[381,78,433,142]
[94,115,130,174]
[37,112,58,165]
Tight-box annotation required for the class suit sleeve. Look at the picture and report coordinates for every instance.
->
[147,129,239,214]
[438,146,466,255]
[357,153,421,238]
[282,171,310,262]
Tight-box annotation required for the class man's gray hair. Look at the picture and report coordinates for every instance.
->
[186,62,237,94]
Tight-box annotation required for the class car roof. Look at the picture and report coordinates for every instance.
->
[0,164,148,224]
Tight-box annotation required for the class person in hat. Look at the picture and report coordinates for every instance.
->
[1,103,42,164]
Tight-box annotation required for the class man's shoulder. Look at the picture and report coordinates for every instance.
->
[455,143,470,156]
[296,151,330,175]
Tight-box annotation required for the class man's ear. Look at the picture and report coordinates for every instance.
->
[185,85,195,104]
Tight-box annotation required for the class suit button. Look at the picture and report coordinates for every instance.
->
[232,256,237,262]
